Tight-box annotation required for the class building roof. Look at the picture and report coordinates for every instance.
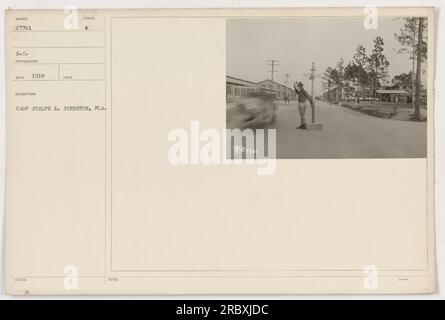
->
[226,75,260,87]
[258,79,293,91]
[226,76,293,93]
[226,75,281,93]
[376,90,408,94]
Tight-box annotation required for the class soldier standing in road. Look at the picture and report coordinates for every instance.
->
[293,81,314,129]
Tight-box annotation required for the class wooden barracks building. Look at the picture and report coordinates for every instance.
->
[257,79,296,101]
[226,76,295,102]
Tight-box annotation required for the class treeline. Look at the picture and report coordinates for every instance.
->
[322,17,427,120]
[323,36,389,103]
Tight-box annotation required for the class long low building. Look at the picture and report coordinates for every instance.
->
[375,89,408,103]
[226,75,294,102]
[323,85,357,102]
[226,76,266,102]
[257,79,296,100]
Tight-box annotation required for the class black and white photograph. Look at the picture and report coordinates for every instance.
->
[226,17,429,159]
[1,3,443,300]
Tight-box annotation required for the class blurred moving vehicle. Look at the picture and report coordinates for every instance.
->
[226,92,277,130]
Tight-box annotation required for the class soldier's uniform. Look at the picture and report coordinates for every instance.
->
[294,84,313,129]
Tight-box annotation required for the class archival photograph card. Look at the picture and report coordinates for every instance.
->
[4,7,436,294]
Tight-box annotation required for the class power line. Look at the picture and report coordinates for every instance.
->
[266,59,279,81]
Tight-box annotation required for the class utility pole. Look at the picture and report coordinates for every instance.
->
[310,63,316,100]
[302,62,323,130]
[266,60,279,81]
[303,62,321,122]
[310,63,316,122]
[284,73,290,98]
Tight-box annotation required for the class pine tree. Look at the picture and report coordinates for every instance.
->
[394,17,428,110]
[353,45,370,101]
[414,18,425,120]
[369,36,390,101]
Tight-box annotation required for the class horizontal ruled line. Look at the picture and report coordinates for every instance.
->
[12,30,104,32]
[14,62,104,65]
[13,46,105,49]
[13,79,104,82]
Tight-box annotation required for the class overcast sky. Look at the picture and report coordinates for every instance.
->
[227,17,427,95]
